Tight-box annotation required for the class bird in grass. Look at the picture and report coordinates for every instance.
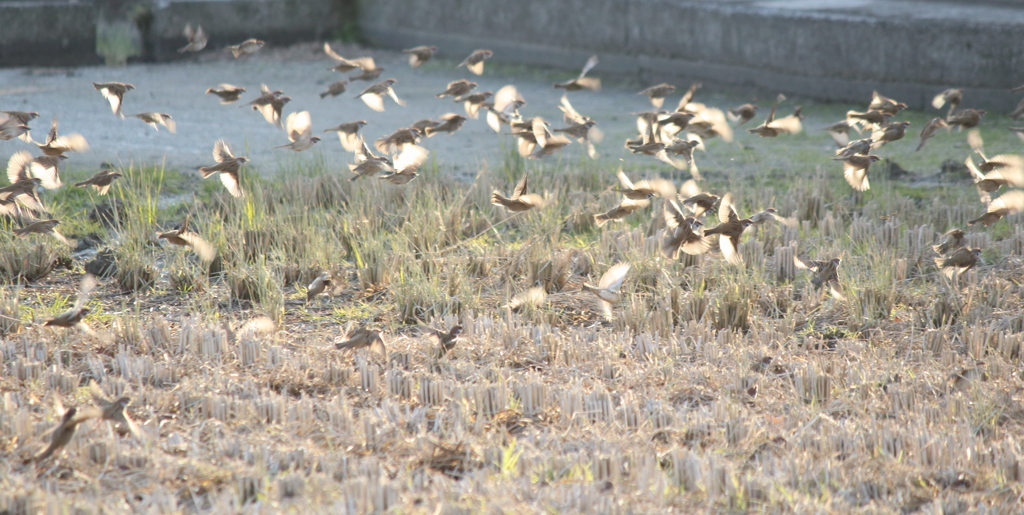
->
[356,79,404,112]
[13,218,68,245]
[553,55,601,91]
[206,84,246,104]
[7,150,65,189]
[223,315,277,342]
[582,263,631,320]
[916,118,948,151]
[319,80,348,99]
[947,109,985,130]
[423,325,464,358]
[36,117,88,157]
[425,113,467,137]
[0,110,38,142]
[703,193,754,266]
[74,169,122,195]
[968,190,1024,227]
[226,38,264,58]
[436,80,477,99]
[323,120,367,152]
[275,111,321,152]
[823,120,855,148]
[458,49,493,75]
[93,82,134,118]
[834,154,881,191]
[932,88,962,117]
[835,137,873,158]
[130,112,176,133]
[200,139,248,198]
[594,198,650,227]
[403,45,437,68]
[88,380,143,441]
[613,169,674,200]
[306,273,331,304]
[157,215,216,262]
[44,274,96,329]
[662,200,712,258]
[728,103,758,125]
[794,256,844,300]
[336,325,387,360]
[868,91,907,115]
[638,83,675,108]
[33,407,101,462]
[871,121,911,148]
[934,247,982,280]
[932,228,965,255]
[178,23,207,53]
[492,174,544,212]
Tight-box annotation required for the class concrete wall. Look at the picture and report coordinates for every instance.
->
[0,2,100,67]
[359,0,1024,111]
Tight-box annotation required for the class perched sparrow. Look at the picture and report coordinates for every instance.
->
[947,109,985,130]
[458,49,493,75]
[835,138,873,158]
[703,193,754,265]
[14,218,68,245]
[306,272,331,304]
[275,111,321,152]
[794,256,844,300]
[639,83,675,108]
[582,263,631,319]
[157,215,216,262]
[178,23,207,53]
[356,79,404,112]
[226,38,264,58]
[130,112,175,133]
[492,174,544,212]
[88,381,143,440]
[613,169,674,199]
[916,118,948,151]
[323,120,367,152]
[200,139,248,198]
[7,150,65,189]
[932,88,962,117]
[335,326,387,359]
[436,80,477,98]
[594,198,650,227]
[934,247,982,280]
[933,228,965,255]
[323,43,375,72]
[459,91,493,119]
[0,110,38,143]
[728,103,758,125]
[33,407,101,461]
[680,192,720,218]
[833,154,881,191]
[93,82,134,118]
[424,325,463,358]
[403,45,437,68]
[868,91,907,115]
[663,200,711,258]
[44,274,96,328]
[425,113,467,136]
[74,169,122,195]
[871,121,911,148]
[375,128,421,154]
[206,84,245,104]
[968,191,1024,227]
[553,55,601,91]
[319,80,348,99]
[823,120,854,148]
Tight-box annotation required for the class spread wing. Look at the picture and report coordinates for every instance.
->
[285,111,312,142]
[664,200,687,229]
[599,262,631,292]
[719,235,742,266]
[719,193,738,224]
[512,174,529,198]
[393,144,429,173]
[616,169,634,191]
[213,139,234,162]
[359,92,385,112]
[7,150,32,183]
[220,170,245,198]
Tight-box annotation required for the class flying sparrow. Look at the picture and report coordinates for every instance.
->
[553,55,600,91]
[582,263,631,320]
[492,174,544,212]
[93,82,134,118]
[200,139,248,198]
[458,49,493,75]
[74,169,122,195]
[178,23,207,53]
[403,45,436,68]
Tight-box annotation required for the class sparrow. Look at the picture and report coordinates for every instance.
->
[916,118,948,151]
[74,169,122,195]
[323,43,375,72]
[504,287,547,312]
[178,23,207,53]
[594,198,650,227]
[375,128,421,154]
[662,200,712,258]
[834,154,881,191]
[436,79,477,98]
[351,141,428,181]
[14,218,68,244]
[275,111,321,151]
[379,167,419,185]
[553,55,601,91]
[582,263,630,320]
[664,139,699,166]
[485,84,525,133]
[44,274,96,328]
[33,407,101,461]
[639,83,675,108]
[728,103,758,124]
[319,80,348,99]
[748,96,801,137]
[613,169,674,199]
[403,45,437,68]
[0,110,38,142]
[934,247,982,280]
[527,118,572,159]
[968,191,1024,227]
[868,91,907,115]
[223,315,277,342]
[749,207,791,226]
[703,193,754,265]
[932,228,965,255]
[200,139,248,198]
[680,192,720,218]
[458,49,493,75]
[157,215,216,262]
[411,118,440,132]
[355,79,404,112]
[492,174,544,212]
[7,150,64,189]
[93,82,134,118]
[794,256,844,300]
[835,138,873,158]
[323,120,367,152]
[425,113,467,136]
[206,84,246,104]
[823,120,854,148]
[88,381,143,440]
[0,178,45,216]
[335,326,387,359]
[348,140,392,180]
[555,94,602,157]
[349,65,384,83]
[656,112,696,139]
[947,109,985,130]
[846,110,890,131]
[459,91,493,119]
[965,154,1024,202]
[245,84,290,128]
[627,140,685,170]
[673,82,703,112]
[130,112,175,133]
[932,88,962,117]
[306,272,331,304]
[243,84,282,108]
[227,38,264,58]
[424,325,463,358]
[871,121,911,148]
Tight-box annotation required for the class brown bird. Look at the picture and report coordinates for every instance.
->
[379,167,420,185]
[582,263,631,320]
[436,80,477,98]
[916,118,948,151]
[410,118,440,132]
[823,120,854,148]
[968,191,1024,227]
[348,140,391,180]
[244,84,290,128]
[356,79,404,112]
[947,109,985,130]
[0,110,38,142]
[7,150,65,189]
[0,178,45,216]
[375,128,422,154]
[932,88,963,117]
[868,91,907,115]
[748,95,801,137]
[275,111,321,152]
[553,55,601,91]
[794,256,844,300]
[728,103,758,125]
[14,218,68,245]
[932,228,965,255]
[206,84,246,104]
[33,406,101,462]
[485,84,525,133]
[44,274,96,328]
[319,80,348,99]
[965,154,1024,202]
[656,112,696,140]
[243,83,281,107]
[492,175,544,212]
[178,23,207,53]
[639,83,675,108]
[680,192,720,218]
[424,325,464,358]
[93,82,134,118]
[335,325,387,359]
[835,137,873,158]
[673,82,703,112]
[871,121,911,148]
[403,45,437,68]
[934,247,982,280]
[846,110,891,131]
[88,381,143,440]
[324,120,367,152]
[350,141,428,181]
[200,139,248,198]
[425,113,467,136]
[306,272,330,304]
[613,169,674,199]
[594,198,650,227]
[157,215,216,262]
[323,43,375,72]
[458,49,493,75]
[349,65,385,83]
[226,38,264,58]
[74,169,122,195]
[459,91,493,119]
[662,200,712,258]
[527,118,573,159]
[504,286,548,312]
[750,207,794,227]
[130,112,175,133]
[703,193,754,266]
[834,154,881,191]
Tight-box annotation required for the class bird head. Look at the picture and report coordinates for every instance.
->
[867,155,882,163]
[311,137,322,144]
[764,208,777,214]
[740,219,755,228]
[236,157,250,164]
[689,218,704,229]
[831,258,842,266]
[78,308,91,317]
[110,171,124,178]
[450,325,464,336]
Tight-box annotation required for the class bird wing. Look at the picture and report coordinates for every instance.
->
[30,160,61,189]
[323,42,344,61]
[73,274,97,312]
[369,333,388,359]
[468,60,485,75]
[964,156,985,182]
[532,117,549,148]
[394,144,429,173]
[45,117,58,145]
[989,190,1024,215]
[179,232,217,262]
[512,174,529,198]
[599,262,631,292]
[678,179,701,199]
[359,92,385,112]
[719,193,738,224]
[664,200,687,229]
[386,86,405,107]
[768,114,803,135]
[98,87,124,117]
[720,235,743,266]
[220,170,245,198]
[793,256,821,271]
[213,139,234,162]
[493,85,522,114]
[843,162,870,191]
[967,129,984,152]
[285,111,312,142]
[237,315,276,339]
[616,169,634,190]
[579,55,598,78]
[559,94,586,125]
[7,150,32,183]
[931,91,949,109]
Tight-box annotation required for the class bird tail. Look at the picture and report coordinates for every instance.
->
[73,180,89,188]
[593,214,609,227]
[424,127,439,137]
[12,228,28,237]
[319,92,329,99]
[491,193,509,206]
[198,167,217,179]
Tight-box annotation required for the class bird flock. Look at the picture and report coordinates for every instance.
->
[2,29,1024,462]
